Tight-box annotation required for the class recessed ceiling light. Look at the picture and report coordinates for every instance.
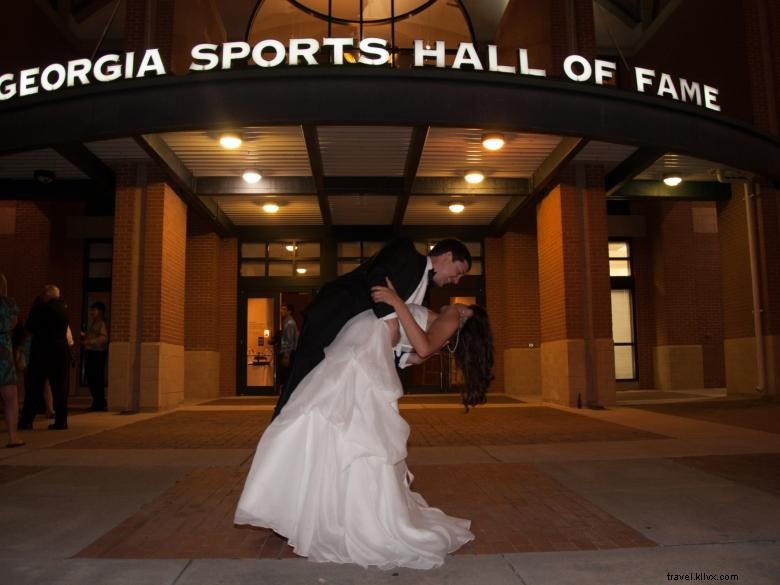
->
[296,267,307,274]
[262,202,279,213]
[242,169,262,183]
[464,170,485,184]
[33,169,56,184]
[663,172,682,187]
[219,132,242,149]
[481,132,505,151]
[449,202,465,214]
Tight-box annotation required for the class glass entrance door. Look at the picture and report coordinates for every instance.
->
[243,297,276,393]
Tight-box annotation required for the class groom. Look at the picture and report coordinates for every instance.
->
[273,238,472,418]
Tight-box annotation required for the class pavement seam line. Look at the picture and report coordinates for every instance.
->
[170,559,192,585]
[505,556,530,584]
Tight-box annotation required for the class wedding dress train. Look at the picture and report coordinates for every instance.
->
[234,305,473,569]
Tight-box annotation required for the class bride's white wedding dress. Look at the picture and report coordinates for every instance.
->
[234,305,473,569]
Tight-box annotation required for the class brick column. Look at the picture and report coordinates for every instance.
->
[484,237,505,393]
[109,166,187,411]
[500,226,542,398]
[184,215,221,399]
[140,182,186,410]
[716,0,779,397]
[647,202,705,389]
[218,238,238,396]
[536,166,614,407]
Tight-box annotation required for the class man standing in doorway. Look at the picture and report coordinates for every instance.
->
[277,303,298,394]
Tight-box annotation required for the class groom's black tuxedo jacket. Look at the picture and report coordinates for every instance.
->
[273,238,428,416]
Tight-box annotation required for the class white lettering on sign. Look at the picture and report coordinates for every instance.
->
[0,40,722,112]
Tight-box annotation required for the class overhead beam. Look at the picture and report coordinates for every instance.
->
[0,179,104,199]
[604,147,664,195]
[393,126,429,228]
[412,176,530,195]
[196,176,317,195]
[302,124,332,227]
[611,180,732,200]
[491,137,588,234]
[53,142,115,193]
[595,0,641,27]
[134,134,234,237]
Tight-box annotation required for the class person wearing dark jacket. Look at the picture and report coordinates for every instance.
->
[18,285,71,430]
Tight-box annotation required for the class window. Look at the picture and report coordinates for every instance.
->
[609,240,637,380]
[241,241,320,277]
[87,241,113,279]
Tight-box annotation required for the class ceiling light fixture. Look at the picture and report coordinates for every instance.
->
[262,202,280,213]
[33,169,56,184]
[242,169,262,183]
[296,267,308,274]
[219,132,242,149]
[663,172,683,187]
[481,132,505,151]
[285,244,298,252]
[464,169,485,184]
[448,202,465,214]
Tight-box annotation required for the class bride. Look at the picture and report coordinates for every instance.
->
[234,279,494,570]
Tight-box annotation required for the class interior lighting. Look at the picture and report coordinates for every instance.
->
[464,169,485,184]
[242,169,262,183]
[448,202,465,214]
[285,244,298,252]
[663,172,683,187]
[219,132,242,149]
[481,132,505,151]
[262,202,279,213]
[296,267,308,274]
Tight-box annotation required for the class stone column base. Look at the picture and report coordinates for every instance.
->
[107,341,136,412]
[184,350,221,400]
[140,342,185,410]
[654,345,703,390]
[725,335,779,397]
[503,347,541,398]
[541,338,615,407]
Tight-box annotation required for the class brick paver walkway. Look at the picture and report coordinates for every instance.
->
[635,399,780,434]
[54,407,662,450]
[200,394,524,406]
[76,463,655,559]
[403,407,662,446]
[673,453,780,497]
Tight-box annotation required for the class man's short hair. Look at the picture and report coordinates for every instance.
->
[429,239,472,270]
[90,301,106,314]
[284,303,295,313]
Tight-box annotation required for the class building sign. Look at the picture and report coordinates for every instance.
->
[0,38,721,112]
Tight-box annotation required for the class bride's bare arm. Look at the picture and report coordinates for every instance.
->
[371,279,459,358]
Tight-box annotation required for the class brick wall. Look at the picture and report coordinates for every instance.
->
[185,217,220,352]
[649,201,700,346]
[484,236,505,392]
[140,183,186,345]
[0,201,51,317]
[502,229,541,348]
[631,201,657,388]
[758,187,780,335]
[717,190,754,340]
[218,238,238,395]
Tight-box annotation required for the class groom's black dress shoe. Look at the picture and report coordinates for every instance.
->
[48,423,68,430]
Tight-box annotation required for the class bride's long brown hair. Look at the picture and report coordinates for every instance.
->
[452,305,494,411]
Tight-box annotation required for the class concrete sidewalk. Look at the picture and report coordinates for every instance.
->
[1,392,779,584]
